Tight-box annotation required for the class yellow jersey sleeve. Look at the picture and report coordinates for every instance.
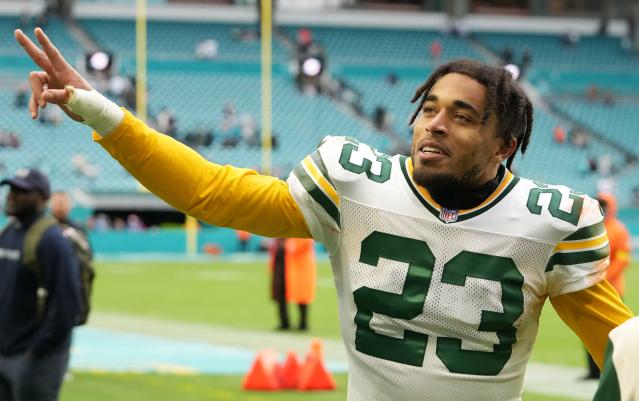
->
[550,279,633,368]
[94,109,311,238]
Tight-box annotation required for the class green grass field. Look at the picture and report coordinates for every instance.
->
[60,258,639,401]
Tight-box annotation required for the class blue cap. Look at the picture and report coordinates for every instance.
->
[1,168,51,199]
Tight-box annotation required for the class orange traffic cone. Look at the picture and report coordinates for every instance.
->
[279,350,302,389]
[242,349,281,391]
[298,339,336,391]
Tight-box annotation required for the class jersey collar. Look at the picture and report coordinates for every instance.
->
[400,156,520,223]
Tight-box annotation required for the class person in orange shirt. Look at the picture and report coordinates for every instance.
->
[236,229,251,252]
[584,192,632,379]
[269,238,316,331]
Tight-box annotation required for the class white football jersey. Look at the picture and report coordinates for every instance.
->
[287,136,609,401]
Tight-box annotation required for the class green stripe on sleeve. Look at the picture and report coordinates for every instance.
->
[310,150,335,188]
[564,220,605,241]
[293,165,340,228]
[545,244,610,272]
[593,342,621,401]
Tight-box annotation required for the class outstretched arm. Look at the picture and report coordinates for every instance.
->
[15,28,312,238]
[550,280,633,368]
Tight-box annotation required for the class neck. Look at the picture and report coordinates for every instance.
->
[428,165,505,210]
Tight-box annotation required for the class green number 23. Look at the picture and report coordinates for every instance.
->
[353,232,524,376]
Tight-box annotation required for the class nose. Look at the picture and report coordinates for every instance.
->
[425,109,448,136]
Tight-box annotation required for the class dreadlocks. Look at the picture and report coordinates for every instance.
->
[409,59,533,169]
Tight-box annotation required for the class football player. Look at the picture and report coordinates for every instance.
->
[16,28,633,401]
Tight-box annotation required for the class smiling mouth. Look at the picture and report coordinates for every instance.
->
[419,146,446,155]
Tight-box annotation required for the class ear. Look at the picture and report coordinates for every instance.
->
[494,137,517,162]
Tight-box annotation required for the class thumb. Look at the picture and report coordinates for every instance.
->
[42,88,71,104]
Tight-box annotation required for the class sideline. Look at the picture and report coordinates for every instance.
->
[84,312,598,400]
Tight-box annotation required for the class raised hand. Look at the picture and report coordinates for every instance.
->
[14,27,93,121]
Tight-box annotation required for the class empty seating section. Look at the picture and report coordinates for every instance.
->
[80,19,289,63]
[148,71,389,169]
[0,16,80,60]
[342,75,428,135]
[0,86,137,192]
[476,32,639,71]
[283,25,480,67]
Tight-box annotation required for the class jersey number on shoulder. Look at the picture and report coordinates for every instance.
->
[354,231,524,376]
[526,182,584,226]
[338,141,391,183]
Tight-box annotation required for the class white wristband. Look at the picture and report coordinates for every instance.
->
[65,87,125,136]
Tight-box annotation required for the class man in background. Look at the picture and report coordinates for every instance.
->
[585,192,633,379]
[0,169,81,401]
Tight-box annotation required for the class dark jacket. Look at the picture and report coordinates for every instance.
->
[0,211,81,357]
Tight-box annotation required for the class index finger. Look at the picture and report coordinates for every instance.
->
[34,28,70,71]
[14,29,53,72]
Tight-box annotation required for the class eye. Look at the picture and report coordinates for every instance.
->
[455,113,471,123]
[422,106,437,116]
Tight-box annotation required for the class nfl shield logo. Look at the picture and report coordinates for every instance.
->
[439,208,459,223]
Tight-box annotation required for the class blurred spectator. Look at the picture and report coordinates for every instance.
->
[195,39,219,60]
[386,73,398,86]
[602,92,615,107]
[570,128,589,148]
[71,153,99,179]
[562,30,580,48]
[297,27,313,54]
[108,74,133,103]
[239,114,259,148]
[219,103,240,148]
[500,46,514,65]
[184,126,213,149]
[521,48,533,71]
[294,27,326,95]
[39,106,63,126]
[373,106,392,132]
[90,213,111,232]
[632,186,639,207]
[14,83,28,108]
[0,131,21,149]
[156,107,177,138]
[113,217,126,231]
[587,84,599,102]
[122,76,137,110]
[598,154,613,176]
[126,214,145,232]
[586,157,598,174]
[430,39,442,61]
[18,6,32,28]
[553,125,566,144]
[236,230,251,252]
[597,176,616,194]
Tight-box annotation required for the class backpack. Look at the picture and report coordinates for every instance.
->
[22,216,95,326]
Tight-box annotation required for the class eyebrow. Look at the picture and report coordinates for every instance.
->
[425,94,481,117]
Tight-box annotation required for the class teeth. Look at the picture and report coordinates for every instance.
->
[421,147,442,154]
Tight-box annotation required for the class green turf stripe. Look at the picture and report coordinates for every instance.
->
[293,165,340,227]
[310,150,334,188]
[593,342,621,401]
[545,244,610,272]
[564,220,605,241]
